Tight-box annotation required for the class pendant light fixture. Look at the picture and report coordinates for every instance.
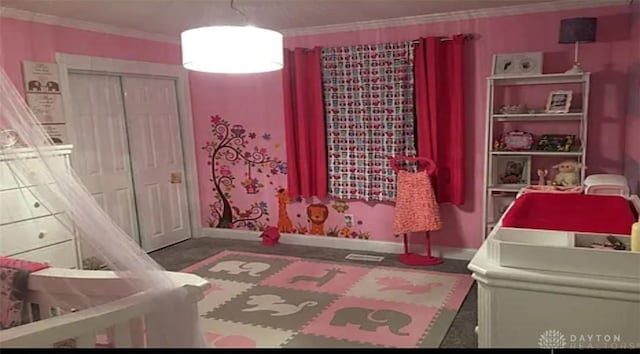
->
[181,0,283,74]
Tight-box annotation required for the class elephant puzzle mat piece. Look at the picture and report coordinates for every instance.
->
[182,250,473,348]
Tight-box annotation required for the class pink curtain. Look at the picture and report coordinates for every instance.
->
[282,47,328,199]
[414,35,465,205]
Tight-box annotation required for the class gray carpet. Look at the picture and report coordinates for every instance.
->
[150,237,477,348]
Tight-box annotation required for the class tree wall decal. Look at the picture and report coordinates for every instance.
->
[202,115,286,229]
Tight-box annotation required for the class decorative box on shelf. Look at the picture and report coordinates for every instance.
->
[493,132,580,154]
[535,134,577,152]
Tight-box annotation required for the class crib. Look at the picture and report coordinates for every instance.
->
[0,267,209,348]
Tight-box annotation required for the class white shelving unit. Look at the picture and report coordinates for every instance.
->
[482,72,591,237]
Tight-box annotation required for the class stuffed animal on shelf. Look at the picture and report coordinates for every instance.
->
[552,160,581,186]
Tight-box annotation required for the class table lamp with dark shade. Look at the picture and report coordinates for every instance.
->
[559,17,597,74]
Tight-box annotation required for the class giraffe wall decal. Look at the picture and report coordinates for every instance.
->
[276,189,294,233]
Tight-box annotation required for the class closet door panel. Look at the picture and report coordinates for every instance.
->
[122,76,190,252]
[67,73,141,258]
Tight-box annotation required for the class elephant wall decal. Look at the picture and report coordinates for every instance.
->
[329,307,411,336]
[208,260,271,277]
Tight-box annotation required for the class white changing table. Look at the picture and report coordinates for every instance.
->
[468,195,640,348]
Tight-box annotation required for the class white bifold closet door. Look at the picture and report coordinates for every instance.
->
[67,73,190,253]
[68,73,141,257]
[120,76,190,252]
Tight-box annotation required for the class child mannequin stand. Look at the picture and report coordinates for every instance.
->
[390,156,443,266]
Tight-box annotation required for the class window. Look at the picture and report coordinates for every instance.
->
[321,42,416,201]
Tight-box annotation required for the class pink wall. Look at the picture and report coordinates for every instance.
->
[625,1,640,194]
[192,5,634,249]
[0,17,181,94]
[1,4,634,250]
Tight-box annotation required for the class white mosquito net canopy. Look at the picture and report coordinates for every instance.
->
[0,66,206,347]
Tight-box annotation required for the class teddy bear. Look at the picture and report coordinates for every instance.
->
[551,160,581,186]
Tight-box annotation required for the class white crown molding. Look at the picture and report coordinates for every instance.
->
[0,0,628,46]
[0,6,180,44]
[200,227,478,261]
[281,0,629,37]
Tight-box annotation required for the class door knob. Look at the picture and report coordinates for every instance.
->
[170,172,182,184]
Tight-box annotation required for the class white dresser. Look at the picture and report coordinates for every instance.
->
[0,145,80,268]
[468,197,640,348]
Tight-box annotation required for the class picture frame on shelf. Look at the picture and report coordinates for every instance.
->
[492,155,531,187]
[492,52,543,76]
[546,90,573,113]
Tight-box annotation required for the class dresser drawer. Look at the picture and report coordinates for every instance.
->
[0,185,65,225]
[0,157,66,191]
[12,240,77,268]
[0,161,21,191]
[0,214,74,255]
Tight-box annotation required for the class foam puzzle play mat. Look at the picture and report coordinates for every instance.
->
[183,250,474,348]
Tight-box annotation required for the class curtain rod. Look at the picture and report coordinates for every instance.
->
[411,34,475,43]
[294,34,474,51]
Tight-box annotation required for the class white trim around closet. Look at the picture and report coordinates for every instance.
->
[55,53,203,242]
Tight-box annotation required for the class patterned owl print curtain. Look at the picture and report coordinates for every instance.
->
[321,41,416,201]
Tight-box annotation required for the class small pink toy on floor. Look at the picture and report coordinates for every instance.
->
[260,226,281,246]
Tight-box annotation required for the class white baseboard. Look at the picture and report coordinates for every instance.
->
[199,228,478,261]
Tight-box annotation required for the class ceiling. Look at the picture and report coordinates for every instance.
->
[1,0,563,36]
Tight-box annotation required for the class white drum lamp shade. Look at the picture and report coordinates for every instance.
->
[181,25,283,74]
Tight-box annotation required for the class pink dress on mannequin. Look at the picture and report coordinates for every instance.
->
[393,169,442,235]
